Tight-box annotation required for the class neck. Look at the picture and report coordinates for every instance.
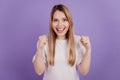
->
[57,36,66,40]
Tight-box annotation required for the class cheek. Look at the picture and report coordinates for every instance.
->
[65,22,69,28]
[52,23,57,31]
[52,22,57,28]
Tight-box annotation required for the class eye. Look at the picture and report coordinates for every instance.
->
[63,18,68,22]
[53,19,58,22]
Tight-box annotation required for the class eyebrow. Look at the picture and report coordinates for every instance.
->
[53,17,67,19]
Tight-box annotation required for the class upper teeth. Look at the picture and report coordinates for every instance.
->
[57,28,64,31]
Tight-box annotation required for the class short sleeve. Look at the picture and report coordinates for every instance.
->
[76,36,86,65]
[32,37,48,64]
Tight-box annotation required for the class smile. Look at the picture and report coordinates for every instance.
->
[56,27,65,33]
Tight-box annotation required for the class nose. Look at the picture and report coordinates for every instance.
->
[57,21,63,27]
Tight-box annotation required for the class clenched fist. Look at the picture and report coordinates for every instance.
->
[80,36,91,51]
[37,35,48,50]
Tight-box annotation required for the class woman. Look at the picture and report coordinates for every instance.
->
[32,4,91,80]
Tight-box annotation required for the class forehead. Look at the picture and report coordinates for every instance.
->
[53,10,66,18]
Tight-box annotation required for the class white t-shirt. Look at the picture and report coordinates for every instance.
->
[32,35,86,80]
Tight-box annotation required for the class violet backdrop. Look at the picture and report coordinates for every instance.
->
[0,0,120,80]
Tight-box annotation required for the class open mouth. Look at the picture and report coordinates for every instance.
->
[56,27,65,33]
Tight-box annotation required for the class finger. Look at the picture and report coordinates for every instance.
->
[80,36,84,42]
[81,36,89,44]
[80,36,87,42]
[39,35,48,41]
[42,35,48,40]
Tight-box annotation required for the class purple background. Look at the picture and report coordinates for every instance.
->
[0,0,120,80]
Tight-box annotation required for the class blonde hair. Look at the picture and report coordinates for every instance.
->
[48,4,76,66]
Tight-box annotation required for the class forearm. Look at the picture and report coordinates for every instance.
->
[78,49,91,75]
[33,49,46,75]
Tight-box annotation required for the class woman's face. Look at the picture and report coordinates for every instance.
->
[52,10,69,39]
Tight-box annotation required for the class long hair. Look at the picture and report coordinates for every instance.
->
[48,4,76,66]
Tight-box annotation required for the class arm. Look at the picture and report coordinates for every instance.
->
[33,48,46,75]
[33,35,48,75]
[77,36,91,76]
